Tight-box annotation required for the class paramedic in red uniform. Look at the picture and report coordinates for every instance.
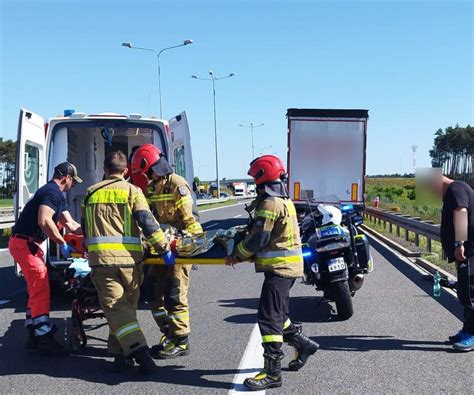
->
[9,162,82,354]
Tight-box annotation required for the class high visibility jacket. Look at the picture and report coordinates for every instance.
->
[233,195,303,278]
[147,173,203,235]
[83,175,168,267]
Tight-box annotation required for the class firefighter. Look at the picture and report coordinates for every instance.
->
[83,151,174,374]
[225,155,319,391]
[130,144,203,359]
[9,161,82,355]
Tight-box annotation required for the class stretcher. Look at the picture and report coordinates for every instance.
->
[64,226,247,265]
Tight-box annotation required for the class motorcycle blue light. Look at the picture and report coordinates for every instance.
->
[302,251,312,258]
[341,204,353,212]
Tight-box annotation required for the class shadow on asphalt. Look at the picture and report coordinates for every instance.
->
[369,237,464,322]
[315,334,453,353]
[0,319,244,389]
[201,218,247,231]
[218,295,339,324]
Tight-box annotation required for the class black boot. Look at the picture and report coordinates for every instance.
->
[286,326,319,371]
[25,326,38,351]
[111,355,135,372]
[131,348,156,375]
[37,331,69,356]
[244,353,283,391]
[150,333,172,358]
[157,336,190,359]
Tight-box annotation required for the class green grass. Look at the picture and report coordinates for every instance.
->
[366,177,441,223]
[0,199,13,208]
[0,227,12,249]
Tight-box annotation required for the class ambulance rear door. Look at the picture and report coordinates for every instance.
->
[168,112,195,188]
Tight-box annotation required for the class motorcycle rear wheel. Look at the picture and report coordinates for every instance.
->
[330,281,354,320]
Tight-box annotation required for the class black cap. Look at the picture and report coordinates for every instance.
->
[54,162,83,183]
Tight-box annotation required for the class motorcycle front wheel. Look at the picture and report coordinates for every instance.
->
[329,281,354,320]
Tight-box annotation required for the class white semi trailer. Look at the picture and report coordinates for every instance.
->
[286,108,369,210]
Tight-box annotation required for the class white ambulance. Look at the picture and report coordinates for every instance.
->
[15,108,195,277]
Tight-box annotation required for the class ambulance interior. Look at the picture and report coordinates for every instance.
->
[47,121,166,240]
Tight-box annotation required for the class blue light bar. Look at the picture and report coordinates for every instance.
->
[341,204,354,212]
[302,251,312,258]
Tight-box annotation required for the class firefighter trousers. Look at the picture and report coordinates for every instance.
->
[258,272,299,355]
[149,264,191,338]
[457,255,474,334]
[91,265,147,356]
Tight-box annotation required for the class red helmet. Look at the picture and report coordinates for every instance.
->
[248,155,286,185]
[131,144,162,175]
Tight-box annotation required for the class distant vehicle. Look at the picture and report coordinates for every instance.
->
[196,193,207,199]
[231,182,248,197]
[14,109,195,284]
[220,192,229,198]
[247,183,256,195]
[286,108,368,211]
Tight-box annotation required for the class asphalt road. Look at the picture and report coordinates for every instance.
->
[0,203,472,393]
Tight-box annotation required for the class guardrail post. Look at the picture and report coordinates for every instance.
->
[427,238,432,253]
[414,232,419,247]
[396,225,400,237]
[405,228,409,241]
[389,222,393,234]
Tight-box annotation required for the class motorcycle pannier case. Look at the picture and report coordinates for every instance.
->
[354,234,370,270]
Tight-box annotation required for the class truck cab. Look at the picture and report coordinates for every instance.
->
[15,108,195,275]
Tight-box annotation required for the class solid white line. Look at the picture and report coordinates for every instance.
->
[200,202,247,213]
[0,248,8,252]
[0,300,11,306]
[229,323,265,394]
[233,214,242,218]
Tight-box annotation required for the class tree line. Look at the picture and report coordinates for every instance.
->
[0,138,16,199]
[430,124,473,185]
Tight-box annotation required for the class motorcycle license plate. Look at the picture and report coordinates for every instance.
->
[328,257,346,272]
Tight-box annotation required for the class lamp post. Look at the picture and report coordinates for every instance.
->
[238,122,264,160]
[192,71,235,199]
[122,40,193,118]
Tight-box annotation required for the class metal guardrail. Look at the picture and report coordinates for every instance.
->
[364,207,441,255]
[196,195,254,206]
[0,207,14,230]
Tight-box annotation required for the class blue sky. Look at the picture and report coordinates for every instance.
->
[1,0,472,180]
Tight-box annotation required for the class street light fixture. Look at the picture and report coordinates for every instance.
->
[192,71,236,199]
[121,40,194,118]
[238,122,264,160]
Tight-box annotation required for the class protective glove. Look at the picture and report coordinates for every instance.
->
[60,242,74,258]
[163,250,176,266]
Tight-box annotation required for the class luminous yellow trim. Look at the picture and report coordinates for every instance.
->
[256,255,303,266]
[88,189,129,204]
[176,196,193,208]
[88,243,143,252]
[187,222,203,234]
[115,321,140,340]
[148,230,166,245]
[236,242,254,258]
[255,210,278,220]
[283,318,292,330]
[148,194,175,202]
[262,335,283,343]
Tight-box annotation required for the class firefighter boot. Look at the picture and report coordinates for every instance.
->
[37,332,69,356]
[286,326,319,371]
[150,332,172,358]
[131,348,156,375]
[157,336,190,359]
[244,353,283,391]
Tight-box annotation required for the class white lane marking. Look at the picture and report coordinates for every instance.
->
[0,248,8,252]
[229,323,265,394]
[0,300,11,306]
[205,223,219,229]
[233,214,242,218]
[200,202,247,213]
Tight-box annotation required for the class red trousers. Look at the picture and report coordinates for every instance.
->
[8,237,50,318]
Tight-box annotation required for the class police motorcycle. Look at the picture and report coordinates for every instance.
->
[300,204,372,320]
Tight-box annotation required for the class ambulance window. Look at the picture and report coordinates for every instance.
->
[24,144,39,194]
[174,146,186,178]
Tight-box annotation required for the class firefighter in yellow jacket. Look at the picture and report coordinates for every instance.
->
[83,151,174,374]
[226,155,319,391]
[131,144,203,359]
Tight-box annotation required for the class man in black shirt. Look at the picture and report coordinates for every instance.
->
[9,162,82,355]
[439,175,474,351]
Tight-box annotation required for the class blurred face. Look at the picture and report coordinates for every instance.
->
[63,175,76,192]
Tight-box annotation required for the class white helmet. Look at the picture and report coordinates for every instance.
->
[317,204,342,226]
